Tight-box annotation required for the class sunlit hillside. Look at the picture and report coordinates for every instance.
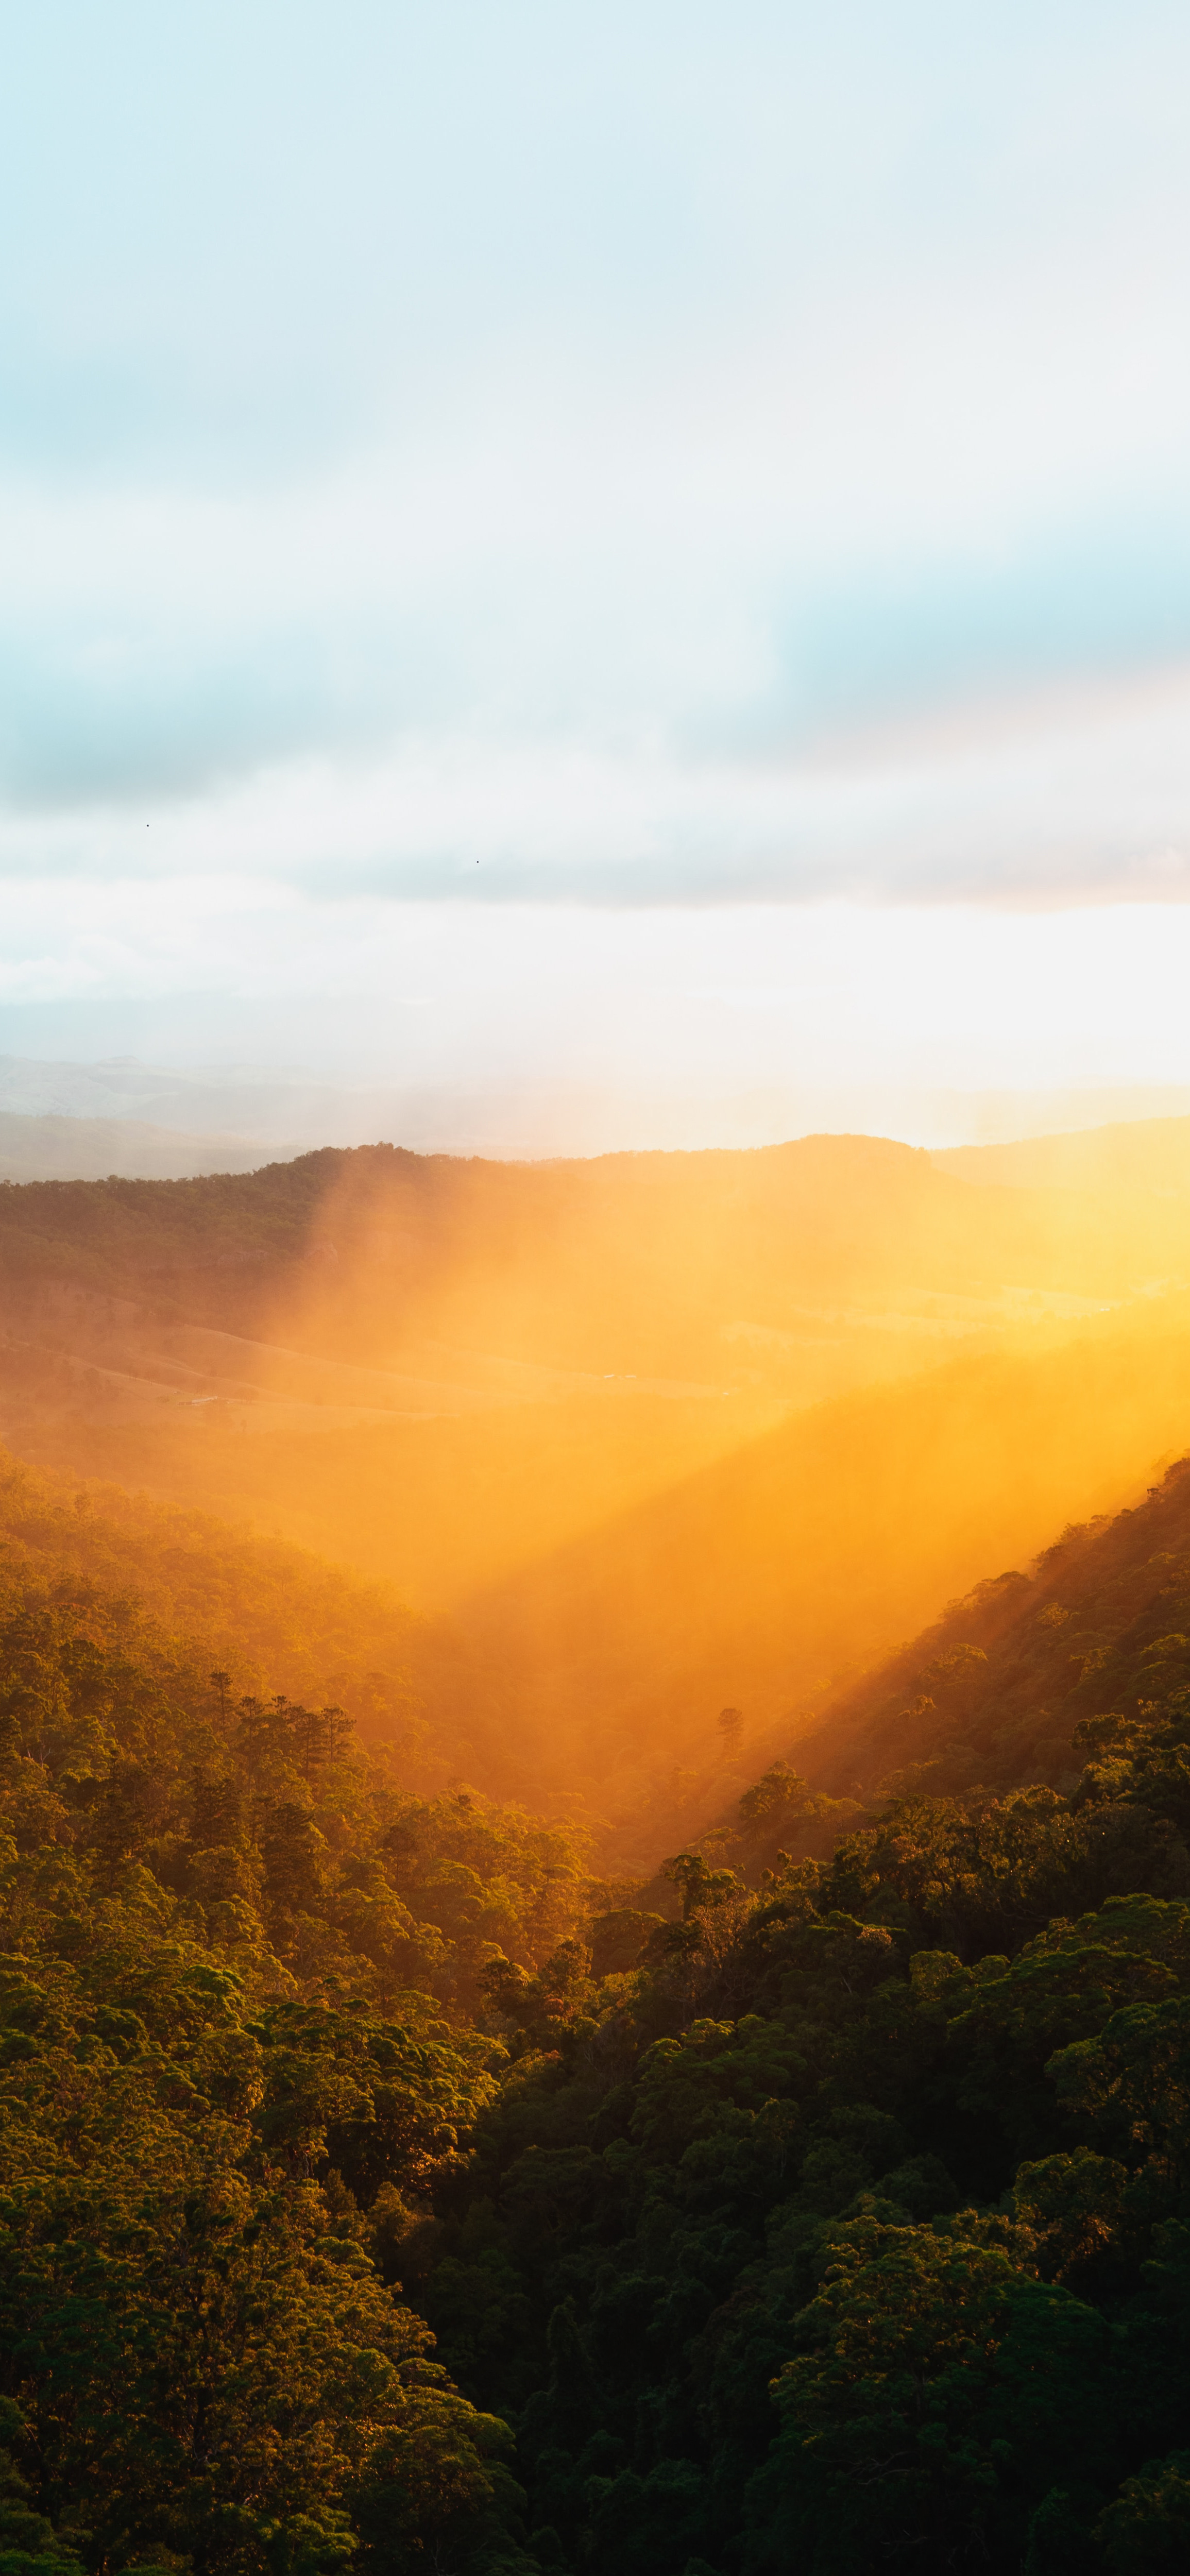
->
[933,1110,1190,1196]
[789,1445,1190,1812]
[452,1303,1190,1851]
[3,1129,1189,1618]
[0,1448,424,1748]
[2,1126,1190,1857]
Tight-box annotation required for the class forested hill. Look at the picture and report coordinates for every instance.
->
[788,1450,1190,1811]
[6,1439,1190,2565]
[0,1447,529,1798]
[394,1463,1190,2573]
[1,1129,1185,1350]
[0,1149,339,1299]
[13,1130,1190,1831]
[0,1448,428,1751]
[0,1486,595,2576]
[10,1151,1190,2566]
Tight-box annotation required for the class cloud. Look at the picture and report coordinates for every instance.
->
[4,657,1190,908]
[4,3,1190,908]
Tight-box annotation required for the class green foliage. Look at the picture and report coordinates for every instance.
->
[799,1452,1190,1814]
[0,1449,424,1769]
[396,1467,1190,2569]
[745,2220,1113,2573]
[0,1536,597,2575]
[13,1434,1190,2564]
[0,1906,533,2576]
[0,1155,344,1295]
[1095,2451,1190,2571]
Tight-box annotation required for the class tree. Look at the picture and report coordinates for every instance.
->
[744,2218,1116,2574]
[718,1707,744,1759]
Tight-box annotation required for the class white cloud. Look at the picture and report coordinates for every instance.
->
[4,2,1190,1133]
[2,3,1190,878]
[4,658,1190,905]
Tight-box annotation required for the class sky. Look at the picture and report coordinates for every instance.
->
[4,1,1190,1146]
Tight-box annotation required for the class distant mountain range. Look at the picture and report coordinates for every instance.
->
[0,1048,570,1180]
[7,1053,1190,1192]
[0,1051,453,1167]
[0,1110,269,1181]
[0,1054,651,1167]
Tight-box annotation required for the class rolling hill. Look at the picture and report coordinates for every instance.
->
[1,1124,1189,1854]
[3,1128,1189,1605]
[787,1443,1190,1813]
[932,1110,1190,1197]
[447,1303,1190,1844]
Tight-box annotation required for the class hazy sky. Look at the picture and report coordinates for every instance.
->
[5,2,1190,1139]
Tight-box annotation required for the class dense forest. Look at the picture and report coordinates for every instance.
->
[5,1441,1190,2568]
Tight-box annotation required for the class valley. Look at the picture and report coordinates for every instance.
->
[2,1123,1190,1853]
[4,1117,1190,2569]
